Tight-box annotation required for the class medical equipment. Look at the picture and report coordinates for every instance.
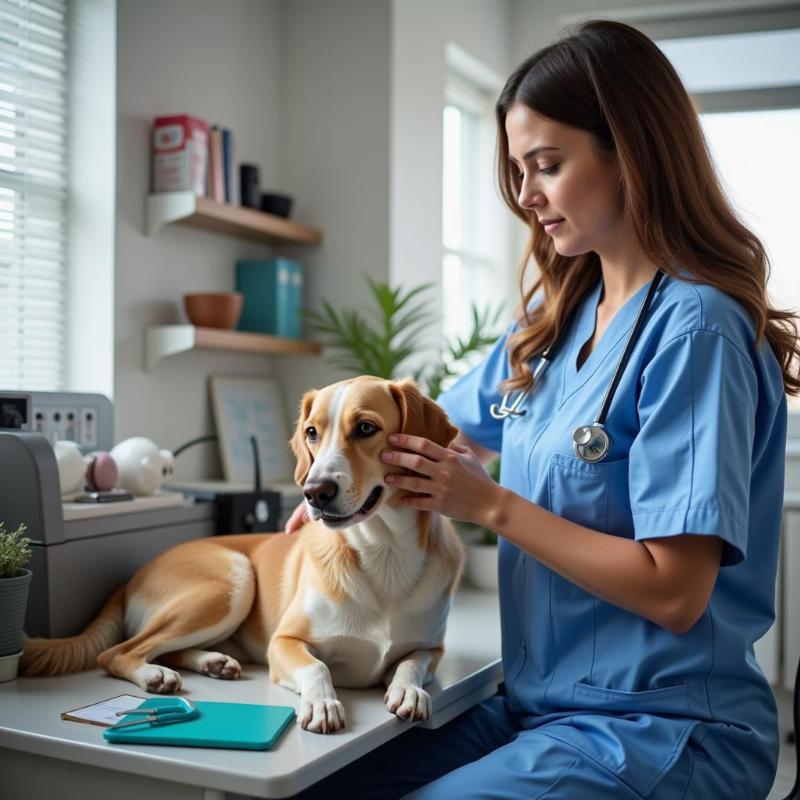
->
[490,271,664,463]
[112,697,198,729]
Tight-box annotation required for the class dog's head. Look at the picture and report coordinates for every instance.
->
[290,376,457,528]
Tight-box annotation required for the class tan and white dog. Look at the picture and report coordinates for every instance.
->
[21,376,465,733]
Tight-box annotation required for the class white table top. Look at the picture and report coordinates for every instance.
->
[0,586,502,798]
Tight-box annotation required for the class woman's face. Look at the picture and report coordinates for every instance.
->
[505,102,623,258]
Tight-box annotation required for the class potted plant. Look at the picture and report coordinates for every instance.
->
[0,521,33,682]
[305,276,502,397]
[452,456,501,590]
[307,277,504,590]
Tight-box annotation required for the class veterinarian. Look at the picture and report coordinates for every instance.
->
[287,19,797,799]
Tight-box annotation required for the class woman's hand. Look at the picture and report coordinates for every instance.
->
[381,433,506,527]
[283,500,309,534]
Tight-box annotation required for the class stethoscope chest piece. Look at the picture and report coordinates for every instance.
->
[572,424,611,463]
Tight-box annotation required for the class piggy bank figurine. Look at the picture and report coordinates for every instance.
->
[53,440,85,496]
[110,436,175,496]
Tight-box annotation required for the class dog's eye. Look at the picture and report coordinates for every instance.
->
[305,426,318,442]
[355,421,378,438]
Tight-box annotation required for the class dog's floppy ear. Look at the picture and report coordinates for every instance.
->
[290,389,317,486]
[389,378,458,448]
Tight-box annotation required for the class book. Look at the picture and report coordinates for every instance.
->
[236,258,302,338]
[208,125,225,203]
[103,698,296,751]
[221,127,233,204]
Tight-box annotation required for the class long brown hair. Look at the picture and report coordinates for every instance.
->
[497,19,800,396]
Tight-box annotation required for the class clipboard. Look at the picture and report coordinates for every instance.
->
[103,698,296,750]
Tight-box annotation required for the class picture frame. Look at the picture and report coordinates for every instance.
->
[209,375,294,485]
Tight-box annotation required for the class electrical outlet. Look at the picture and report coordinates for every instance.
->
[80,407,98,448]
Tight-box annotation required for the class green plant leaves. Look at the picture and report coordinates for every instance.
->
[0,522,31,579]
[306,274,503,399]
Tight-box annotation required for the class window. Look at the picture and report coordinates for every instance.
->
[0,0,69,390]
[655,26,800,407]
[442,49,510,355]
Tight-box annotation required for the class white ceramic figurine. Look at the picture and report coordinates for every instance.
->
[110,437,175,496]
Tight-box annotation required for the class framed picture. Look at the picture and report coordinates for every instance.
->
[209,375,294,485]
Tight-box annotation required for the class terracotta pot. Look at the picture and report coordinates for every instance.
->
[183,292,243,329]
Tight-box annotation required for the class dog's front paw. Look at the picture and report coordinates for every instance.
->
[384,683,432,722]
[298,697,346,734]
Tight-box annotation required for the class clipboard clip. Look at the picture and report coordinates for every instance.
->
[112,697,198,729]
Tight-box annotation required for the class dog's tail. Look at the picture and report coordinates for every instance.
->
[19,587,126,676]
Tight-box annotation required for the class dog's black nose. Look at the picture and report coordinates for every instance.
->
[304,480,339,510]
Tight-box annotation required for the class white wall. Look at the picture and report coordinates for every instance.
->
[390,0,516,364]
[277,0,393,416]
[114,0,286,480]
[112,0,513,481]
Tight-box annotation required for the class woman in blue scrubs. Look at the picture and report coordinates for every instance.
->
[290,19,799,800]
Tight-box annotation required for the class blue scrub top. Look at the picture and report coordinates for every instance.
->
[438,273,786,795]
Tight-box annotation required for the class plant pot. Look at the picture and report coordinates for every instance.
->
[0,650,23,682]
[465,543,498,591]
[0,567,33,659]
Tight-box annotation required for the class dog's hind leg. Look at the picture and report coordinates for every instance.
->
[159,647,242,680]
[98,555,256,693]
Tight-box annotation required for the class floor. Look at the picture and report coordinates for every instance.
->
[768,687,796,799]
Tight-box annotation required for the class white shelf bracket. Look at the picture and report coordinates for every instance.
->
[144,325,197,371]
[146,191,199,236]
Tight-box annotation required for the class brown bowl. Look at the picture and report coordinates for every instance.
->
[183,292,243,329]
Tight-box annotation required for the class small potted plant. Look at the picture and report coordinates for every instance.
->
[0,521,33,682]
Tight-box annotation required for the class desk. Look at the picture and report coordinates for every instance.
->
[0,587,501,800]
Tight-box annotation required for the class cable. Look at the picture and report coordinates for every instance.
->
[249,435,262,492]
[172,435,218,458]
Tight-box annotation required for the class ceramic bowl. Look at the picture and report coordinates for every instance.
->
[183,292,243,329]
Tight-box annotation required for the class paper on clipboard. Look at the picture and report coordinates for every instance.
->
[61,694,147,727]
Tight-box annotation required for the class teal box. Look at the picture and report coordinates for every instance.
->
[236,259,302,338]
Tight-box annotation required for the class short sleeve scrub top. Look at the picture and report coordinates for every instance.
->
[437,274,787,797]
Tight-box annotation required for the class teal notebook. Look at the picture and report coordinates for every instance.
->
[103,699,295,750]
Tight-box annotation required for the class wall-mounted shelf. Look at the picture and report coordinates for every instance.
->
[146,192,323,245]
[145,325,321,370]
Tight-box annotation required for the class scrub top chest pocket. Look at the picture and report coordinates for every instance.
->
[547,452,633,538]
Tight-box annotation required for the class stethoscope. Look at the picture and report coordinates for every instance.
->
[490,271,664,464]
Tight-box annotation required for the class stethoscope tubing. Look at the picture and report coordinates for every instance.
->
[490,271,664,461]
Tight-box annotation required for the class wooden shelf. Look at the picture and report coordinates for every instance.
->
[146,192,323,245]
[145,325,321,370]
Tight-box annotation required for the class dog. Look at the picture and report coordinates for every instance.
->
[21,376,465,733]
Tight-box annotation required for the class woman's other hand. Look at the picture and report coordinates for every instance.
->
[381,433,506,527]
[283,500,309,534]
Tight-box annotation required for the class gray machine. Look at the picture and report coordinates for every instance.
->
[0,391,217,638]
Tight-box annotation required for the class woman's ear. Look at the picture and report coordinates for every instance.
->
[389,378,458,448]
[290,389,317,486]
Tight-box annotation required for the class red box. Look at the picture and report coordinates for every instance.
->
[152,114,209,195]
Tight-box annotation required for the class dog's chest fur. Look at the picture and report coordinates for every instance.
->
[302,518,452,687]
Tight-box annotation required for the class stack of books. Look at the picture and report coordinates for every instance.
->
[236,259,305,339]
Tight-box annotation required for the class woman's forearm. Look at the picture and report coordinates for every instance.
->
[483,486,718,634]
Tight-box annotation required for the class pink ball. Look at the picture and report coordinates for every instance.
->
[85,452,119,492]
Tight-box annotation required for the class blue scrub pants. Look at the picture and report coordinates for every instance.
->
[289,690,775,799]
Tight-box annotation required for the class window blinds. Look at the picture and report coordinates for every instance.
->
[0,0,68,390]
